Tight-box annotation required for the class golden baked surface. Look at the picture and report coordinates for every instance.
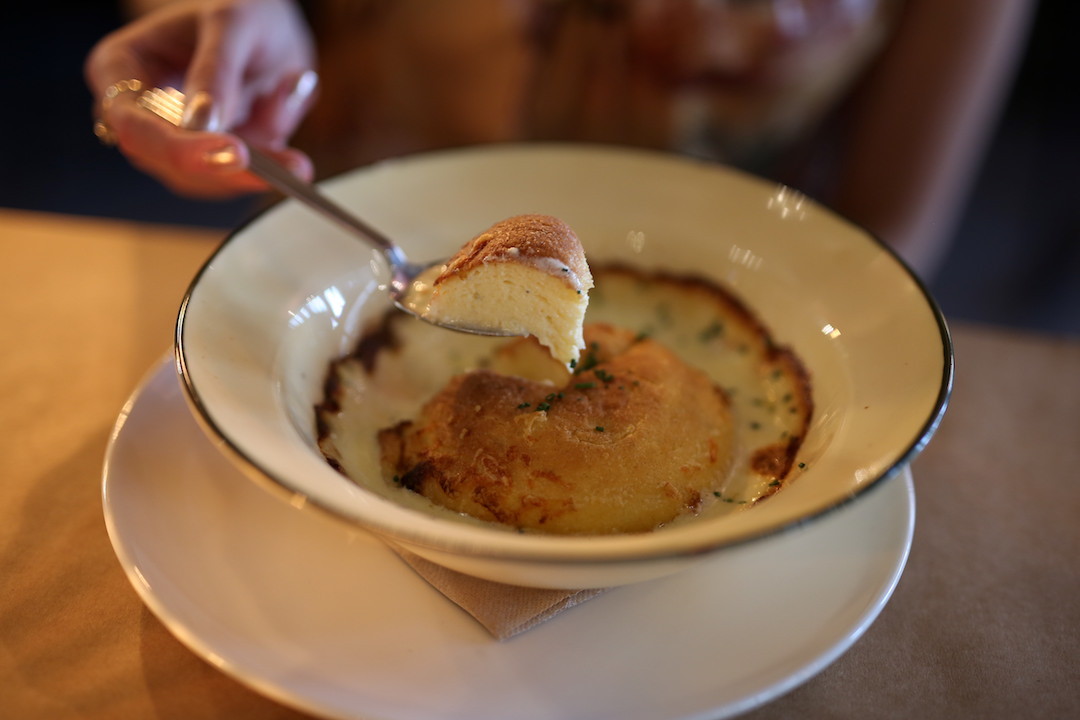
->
[378,323,734,535]
[435,214,591,290]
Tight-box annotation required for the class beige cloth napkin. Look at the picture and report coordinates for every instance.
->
[389,545,607,640]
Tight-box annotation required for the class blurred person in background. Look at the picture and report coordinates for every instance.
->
[85,0,1033,279]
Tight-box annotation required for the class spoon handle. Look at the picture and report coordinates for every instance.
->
[248,148,406,266]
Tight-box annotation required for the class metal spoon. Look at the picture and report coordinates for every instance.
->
[137,86,512,336]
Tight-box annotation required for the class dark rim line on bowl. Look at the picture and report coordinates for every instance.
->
[174,143,954,565]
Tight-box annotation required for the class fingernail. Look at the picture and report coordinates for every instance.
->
[204,144,241,169]
[289,69,317,102]
[288,70,319,105]
[182,90,221,132]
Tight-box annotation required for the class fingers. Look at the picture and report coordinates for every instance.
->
[182,0,317,138]
[84,0,318,199]
[106,98,267,198]
[181,2,243,131]
[106,92,315,197]
[263,146,316,184]
[238,69,320,147]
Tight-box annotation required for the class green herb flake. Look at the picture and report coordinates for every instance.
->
[574,381,596,390]
[655,302,674,327]
[714,490,747,504]
[768,480,782,487]
[749,421,761,430]
[594,426,605,432]
[798,462,807,469]
[517,402,531,409]
[575,344,600,374]
[536,402,552,412]
[594,369,615,384]
[699,321,724,342]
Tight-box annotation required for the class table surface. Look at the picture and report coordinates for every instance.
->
[2,208,1077,719]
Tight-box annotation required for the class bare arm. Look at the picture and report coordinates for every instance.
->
[831,0,1036,278]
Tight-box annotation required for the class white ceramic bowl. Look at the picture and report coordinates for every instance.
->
[176,144,952,589]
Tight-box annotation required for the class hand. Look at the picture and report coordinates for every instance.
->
[85,0,318,198]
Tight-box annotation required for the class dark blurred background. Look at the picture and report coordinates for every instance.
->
[2,2,1076,335]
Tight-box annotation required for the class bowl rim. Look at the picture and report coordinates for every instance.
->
[175,142,953,565]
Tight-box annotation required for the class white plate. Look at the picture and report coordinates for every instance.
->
[103,358,915,720]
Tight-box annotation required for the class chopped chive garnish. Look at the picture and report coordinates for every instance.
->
[575,345,600,374]
[699,321,724,342]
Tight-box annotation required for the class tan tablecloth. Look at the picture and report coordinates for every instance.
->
[2,208,1077,719]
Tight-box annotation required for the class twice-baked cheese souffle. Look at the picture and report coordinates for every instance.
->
[424,214,593,367]
[377,324,736,535]
[316,265,812,537]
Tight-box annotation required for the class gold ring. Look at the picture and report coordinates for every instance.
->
[93,79,144,146]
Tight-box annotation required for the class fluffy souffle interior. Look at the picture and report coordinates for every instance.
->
[424,214,593,366]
